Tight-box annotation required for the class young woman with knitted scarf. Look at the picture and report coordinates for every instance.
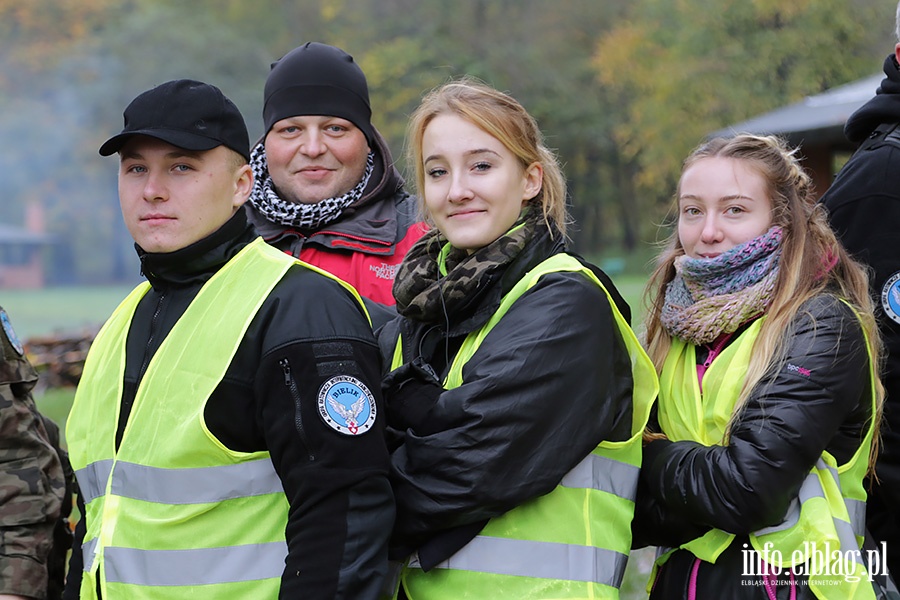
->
[378,78,657,599]
[635,134,885,600]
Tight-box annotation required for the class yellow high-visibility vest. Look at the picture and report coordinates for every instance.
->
[392,252,658,599]
[656,306,877,600]
[68,238,368,599]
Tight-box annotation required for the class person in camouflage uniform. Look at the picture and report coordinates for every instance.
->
[0,305,65,600]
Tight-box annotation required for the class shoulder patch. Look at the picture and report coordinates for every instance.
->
[881,271,900,325]
[0,309,24,356]
[317,375,376,435]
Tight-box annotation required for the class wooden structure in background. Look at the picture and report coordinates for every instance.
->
[0,225,51,289]
[712,73,883,198]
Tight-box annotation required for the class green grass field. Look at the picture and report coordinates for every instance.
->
[2,285,136,437]
[3,284,137,340]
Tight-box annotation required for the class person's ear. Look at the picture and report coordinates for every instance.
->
[522,162,543,202]
[233,164,253,209]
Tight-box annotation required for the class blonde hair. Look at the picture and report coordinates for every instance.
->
[896,0,900,43]
[406,77,569,238]
[644,134,884,468]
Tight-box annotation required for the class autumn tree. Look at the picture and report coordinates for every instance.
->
[594,0,893,241]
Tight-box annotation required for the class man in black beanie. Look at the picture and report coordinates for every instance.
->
[246,42,425,321]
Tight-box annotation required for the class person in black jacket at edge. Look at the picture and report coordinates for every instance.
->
[63,79,392,599]
[819,1,900,583]
[378,78,657,599]
[635,133,884,599]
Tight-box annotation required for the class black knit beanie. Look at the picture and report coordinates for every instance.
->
[263,42,374,146]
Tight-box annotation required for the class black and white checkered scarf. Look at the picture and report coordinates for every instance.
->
[248,141,374,230]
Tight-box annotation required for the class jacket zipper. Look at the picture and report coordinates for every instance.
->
[280,358,315,462]
[312,229,392,246]
[703,334,732,369]
[138,291,166,382]
[697,334,732,394]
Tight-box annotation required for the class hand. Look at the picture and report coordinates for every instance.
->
[382,358,443,432]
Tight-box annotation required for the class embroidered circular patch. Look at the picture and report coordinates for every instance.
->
[317,376,376,435]
[882,271,900,325]
[0,309,24,356]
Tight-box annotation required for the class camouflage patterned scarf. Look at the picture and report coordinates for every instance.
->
[393,218,535,323]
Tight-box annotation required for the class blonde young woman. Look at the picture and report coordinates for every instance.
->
[635,134,883,600]
[378,78,657,599]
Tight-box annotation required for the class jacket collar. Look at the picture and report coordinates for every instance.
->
[845,54,900,143]
[138,210,257,290]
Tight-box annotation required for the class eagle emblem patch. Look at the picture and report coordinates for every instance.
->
[317,376,376,435]
[882,271,900,325]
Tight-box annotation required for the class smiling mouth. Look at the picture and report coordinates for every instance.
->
[449,209,486,218]
[295,167,334,181]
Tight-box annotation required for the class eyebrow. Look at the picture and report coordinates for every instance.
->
[678,193,756,203]
[120,149,204,162]
[424,148,502,164]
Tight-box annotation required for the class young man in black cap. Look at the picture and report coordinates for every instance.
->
[64,79,393,599]
[246,42,425,318]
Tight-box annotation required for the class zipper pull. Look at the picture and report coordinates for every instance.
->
[280,358,291,385]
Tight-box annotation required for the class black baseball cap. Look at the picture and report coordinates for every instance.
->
[99,79,250,161]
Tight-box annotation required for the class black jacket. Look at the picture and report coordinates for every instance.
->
[635,295,873,599]
[379,229,636,569]
[65,211,393,600]
[820,53,900,577]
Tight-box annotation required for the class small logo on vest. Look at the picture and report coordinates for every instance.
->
[317,376,376,435]
[0,309,24,356]
[369,262,399,281]
[881,270,900,325]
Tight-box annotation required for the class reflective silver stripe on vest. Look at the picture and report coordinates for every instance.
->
[754,468,825,536]
[83,537,99,572]
[109,460,283,504]
[560,453,639,500]
[104,541,288,586]
[845,498,866,539]
[77,459,283,506]
[75,460,114,504]
[754,459,865,565]
[423,535,629,589]
[833,516,865,566]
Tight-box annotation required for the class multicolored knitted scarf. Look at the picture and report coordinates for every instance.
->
[393,217,536,323]
[661,226,783,346]
[247,141,374,230]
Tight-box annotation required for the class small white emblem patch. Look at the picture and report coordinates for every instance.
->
[0,309,24,356]
[317,376,377,435]
[882,271,900,325]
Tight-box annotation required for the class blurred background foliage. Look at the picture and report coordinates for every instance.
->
[0,0,895,283]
